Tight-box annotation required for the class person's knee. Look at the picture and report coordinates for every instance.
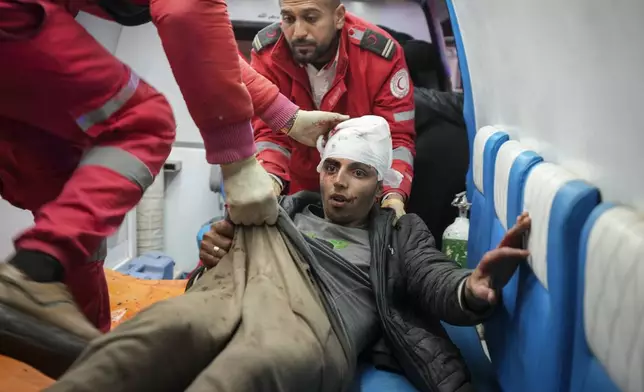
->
[122,297,213,347]
[236,338,324,386]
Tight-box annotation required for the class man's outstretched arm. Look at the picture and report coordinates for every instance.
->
[400,213,530,326]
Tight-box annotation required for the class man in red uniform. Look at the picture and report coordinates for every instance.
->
[251,0,416,219]
[0,0,346,377]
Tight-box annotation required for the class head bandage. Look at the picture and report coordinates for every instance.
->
[316,115,403,187]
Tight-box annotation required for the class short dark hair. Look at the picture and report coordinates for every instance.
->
[279,0,340,10]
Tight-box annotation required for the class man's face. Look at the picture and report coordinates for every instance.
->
[319,157,382,227]
[279,0,345,64]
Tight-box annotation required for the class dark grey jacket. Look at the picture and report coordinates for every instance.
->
[279,192,487,392]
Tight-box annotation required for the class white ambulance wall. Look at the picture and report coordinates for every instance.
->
[0,201,33,261]
[114,23,222,274]
[453,0,644,212]
[75,12,123,53]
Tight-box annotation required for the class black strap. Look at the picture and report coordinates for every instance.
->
[185,265,206,292]
[98,0,152,27]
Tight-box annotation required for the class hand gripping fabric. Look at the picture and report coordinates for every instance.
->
[49,209,353,392]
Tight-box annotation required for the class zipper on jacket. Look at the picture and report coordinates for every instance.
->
[373,213,439,392]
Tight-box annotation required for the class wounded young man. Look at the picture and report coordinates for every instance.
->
[48,116,530,392]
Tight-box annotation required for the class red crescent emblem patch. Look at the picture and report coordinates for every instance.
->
[390,69,410,99]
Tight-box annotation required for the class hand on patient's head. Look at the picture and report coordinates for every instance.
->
[199,220,235,269]
[286,110,349,147]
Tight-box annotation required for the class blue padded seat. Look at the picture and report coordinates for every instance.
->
[351,364,418,392]
[489,140,543,248]
[485,162,599,392]
[467,126,509,268]
[441,323,500,392]
[485,141,543,320]
[570,204,644,392]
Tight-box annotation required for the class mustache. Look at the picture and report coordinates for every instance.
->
[291,39,317,47]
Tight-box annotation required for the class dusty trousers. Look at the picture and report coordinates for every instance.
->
[46,213,352,392]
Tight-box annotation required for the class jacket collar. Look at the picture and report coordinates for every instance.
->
[279,191,322,219]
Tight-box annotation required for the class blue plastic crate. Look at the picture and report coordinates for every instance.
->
[116,251,175,280]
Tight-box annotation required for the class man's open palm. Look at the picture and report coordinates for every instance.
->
[467,213,531,304]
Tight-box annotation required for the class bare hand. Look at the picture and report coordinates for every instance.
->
[199,220,235,269]
[466,213,531,304]
[285,110,349,147]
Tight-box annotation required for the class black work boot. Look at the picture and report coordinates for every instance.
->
[0,263,101,379]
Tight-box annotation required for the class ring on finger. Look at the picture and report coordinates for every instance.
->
[213,245,220,254]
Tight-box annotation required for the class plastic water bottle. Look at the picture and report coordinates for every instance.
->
[442,191,471,268]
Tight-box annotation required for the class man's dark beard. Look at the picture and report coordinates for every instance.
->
[290,33,340,68]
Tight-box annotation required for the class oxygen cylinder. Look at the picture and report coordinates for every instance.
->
[442,191,471,268]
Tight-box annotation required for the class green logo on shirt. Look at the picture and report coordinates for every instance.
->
[304,232,349,250]
[328,239,349,249]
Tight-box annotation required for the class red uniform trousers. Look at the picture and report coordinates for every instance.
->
[0,0,175,331]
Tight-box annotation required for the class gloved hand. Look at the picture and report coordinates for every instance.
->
[283,110,349,147]
[221,156,278,225]
[271,176,283,196]
[381,193,406,224]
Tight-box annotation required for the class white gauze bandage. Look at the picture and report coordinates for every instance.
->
[316,115,403,187]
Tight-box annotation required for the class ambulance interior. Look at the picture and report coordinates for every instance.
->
[1,0,643,391]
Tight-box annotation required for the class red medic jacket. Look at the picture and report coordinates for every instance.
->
[251,13,416,199]
[0,0,292,269]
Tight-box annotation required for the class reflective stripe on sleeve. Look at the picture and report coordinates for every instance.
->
[393,146,414,166]
[393,110,415,122]
[76,72,140,132]
[256,141,291,158]
[79,146,154,191]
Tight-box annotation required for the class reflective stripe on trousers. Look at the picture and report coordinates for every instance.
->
[76,72,140,132]
[79,145,154,263]
[79,146,154,191]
